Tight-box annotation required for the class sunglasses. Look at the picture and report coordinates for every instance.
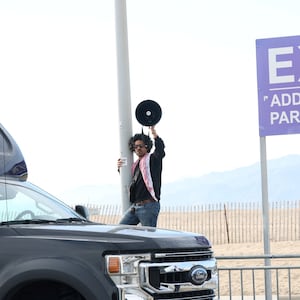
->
[134,144,147,149]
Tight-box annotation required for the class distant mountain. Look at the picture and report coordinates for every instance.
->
[163,154,300,206]
[59,154,300,206]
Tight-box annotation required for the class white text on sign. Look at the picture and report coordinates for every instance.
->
[266,46,300,126]
[268,46,300,84]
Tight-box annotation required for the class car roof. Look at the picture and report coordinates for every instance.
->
[0,123,27,181]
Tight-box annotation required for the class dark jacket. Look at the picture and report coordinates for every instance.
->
[149,136,165,200]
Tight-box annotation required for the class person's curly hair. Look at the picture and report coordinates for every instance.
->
[129,133,153,153]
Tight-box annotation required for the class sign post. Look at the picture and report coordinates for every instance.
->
[256,35,300,299]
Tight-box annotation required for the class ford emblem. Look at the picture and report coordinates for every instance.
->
[189,265,208,285]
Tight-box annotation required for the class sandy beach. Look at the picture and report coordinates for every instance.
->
[213,240,300,256]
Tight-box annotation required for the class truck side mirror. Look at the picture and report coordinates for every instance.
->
[75,205,89,220]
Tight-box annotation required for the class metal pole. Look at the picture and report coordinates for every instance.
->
[259,136,272,299]
[114,0,133,213]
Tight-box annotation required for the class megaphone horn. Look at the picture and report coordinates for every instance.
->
[135,100,162,126]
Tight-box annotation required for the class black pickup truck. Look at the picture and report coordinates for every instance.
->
[0,124,217,300]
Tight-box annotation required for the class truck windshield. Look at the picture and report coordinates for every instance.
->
[0,180,83,224]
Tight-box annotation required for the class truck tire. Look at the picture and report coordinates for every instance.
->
[10,282,84,300]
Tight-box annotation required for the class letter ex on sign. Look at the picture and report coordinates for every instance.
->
[256,35,300,136]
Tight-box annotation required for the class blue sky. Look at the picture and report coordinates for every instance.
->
[1,0,300,199]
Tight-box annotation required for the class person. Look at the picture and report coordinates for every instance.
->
[117,126,165,227]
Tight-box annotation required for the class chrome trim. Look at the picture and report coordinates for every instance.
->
[139,258,217,294]
[154,250,213,259]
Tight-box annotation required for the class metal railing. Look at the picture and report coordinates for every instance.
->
[216,254,300,299]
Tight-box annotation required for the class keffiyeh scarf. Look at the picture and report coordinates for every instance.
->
[132,153,157,201]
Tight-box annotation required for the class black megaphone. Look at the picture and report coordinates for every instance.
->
[135,100,162,126]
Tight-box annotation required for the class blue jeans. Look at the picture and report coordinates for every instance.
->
[119,201,160,227]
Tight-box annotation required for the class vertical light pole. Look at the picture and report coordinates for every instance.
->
[114,0,133,213]
[260,136,272,300]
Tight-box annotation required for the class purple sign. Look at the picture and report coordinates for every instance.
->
[256,35,300,136]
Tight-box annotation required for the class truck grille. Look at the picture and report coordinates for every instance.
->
[149,267,212,288]
[139,250,217,299]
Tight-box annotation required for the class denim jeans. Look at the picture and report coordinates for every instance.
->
[119,201,160,227]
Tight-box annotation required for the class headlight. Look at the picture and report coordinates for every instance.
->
[106,253,152,300]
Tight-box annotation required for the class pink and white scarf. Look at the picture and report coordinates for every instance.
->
[132,153,157,201]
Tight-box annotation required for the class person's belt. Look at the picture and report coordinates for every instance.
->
[134,199,156,206]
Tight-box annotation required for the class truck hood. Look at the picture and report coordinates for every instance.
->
[11,223,211,249]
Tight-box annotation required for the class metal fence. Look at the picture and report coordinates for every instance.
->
[86,200,300,245]
[216,254,300,299]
